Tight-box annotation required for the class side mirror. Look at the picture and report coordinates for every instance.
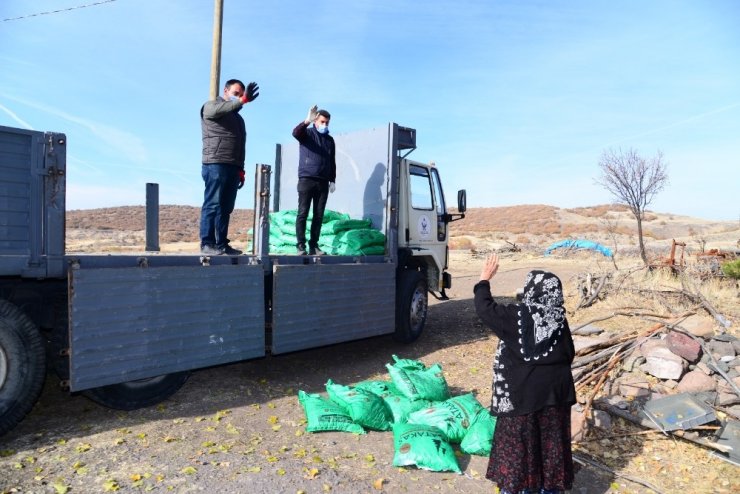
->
[457,189,467,213]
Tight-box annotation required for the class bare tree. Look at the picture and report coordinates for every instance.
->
[596,148,669,266]
[598,215,620,270]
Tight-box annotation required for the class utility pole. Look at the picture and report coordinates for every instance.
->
[209,0,224,100]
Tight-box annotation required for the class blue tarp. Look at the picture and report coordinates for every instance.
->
[544,239,614,258]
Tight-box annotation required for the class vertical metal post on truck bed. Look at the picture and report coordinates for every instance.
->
[252,164,271,258]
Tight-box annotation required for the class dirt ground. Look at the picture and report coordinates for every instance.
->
[1,251,737,493]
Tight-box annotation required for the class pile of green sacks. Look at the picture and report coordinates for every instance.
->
[297,355,497,473]
[268,209,386,256]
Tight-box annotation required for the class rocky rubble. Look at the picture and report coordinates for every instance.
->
[572,314,740,456]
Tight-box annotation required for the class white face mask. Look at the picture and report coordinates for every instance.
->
[316,124,329,134]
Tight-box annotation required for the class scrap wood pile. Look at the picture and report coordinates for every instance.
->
[297,355,496,473]
[568,264,739,465]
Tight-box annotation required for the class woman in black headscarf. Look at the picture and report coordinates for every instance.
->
[474,253,576,494]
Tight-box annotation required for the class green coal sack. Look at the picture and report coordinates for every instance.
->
[325,380,392,431]
[354,380,399,397]
[392,423,461,473]
[325,218,373,234]
[297,390,365,435]
[460,409,497,456]
[335,229,386,250]
[386,355,450,402]
[383,394,431,424]
[354,379,429,424]
[407,393,485,443]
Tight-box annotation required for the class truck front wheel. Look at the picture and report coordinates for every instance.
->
[82,372,191,411]
[394,270,428,343]
[0,300,46,436]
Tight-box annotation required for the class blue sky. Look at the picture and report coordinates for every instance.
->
[2,0,738,220]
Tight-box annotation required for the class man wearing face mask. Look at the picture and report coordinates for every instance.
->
[292,105,336,256]
[199,78,259,256]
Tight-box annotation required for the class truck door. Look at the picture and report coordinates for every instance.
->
[405,162,448,258]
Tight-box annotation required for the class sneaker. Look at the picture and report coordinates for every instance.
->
[297,244,307,256]
[201,245,223,256]
[221,245,243,256]
[309,246,325,256]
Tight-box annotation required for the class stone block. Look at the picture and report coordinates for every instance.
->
[666,330,702,362]
[696,362,713,375]
[707,340,736,359]
[663,379,678,389]
[643,346,687,380]
[619,377,651,397]
[591,410,612,430]
[718,392,740,406]
[676,370,716,393]
[680,315,715,339]
[637,338,666,357]
[622,354,646,372]
[571,408,587,442]
[733,339,740,354]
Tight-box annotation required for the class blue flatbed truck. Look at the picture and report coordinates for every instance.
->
[0,123,465,435]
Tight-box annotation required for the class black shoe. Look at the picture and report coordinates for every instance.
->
[222,245,243,256]
[309,246,325,256]
[201,245,223,256]
[297,244,307,256]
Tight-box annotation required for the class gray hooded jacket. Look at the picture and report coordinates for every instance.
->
[201,97,246,167]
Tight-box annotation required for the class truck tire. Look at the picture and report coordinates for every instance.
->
[394,270,428,343]
[82,372,191,411]
[0,299,46,436]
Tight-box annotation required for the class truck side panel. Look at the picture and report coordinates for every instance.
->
[0,126,65,278]
[68,264,265,391]
[271,263,395,354]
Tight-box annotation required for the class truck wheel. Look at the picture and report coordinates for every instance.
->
[82,372,191,411]
[0,300,46,436]
[394,270,428,343]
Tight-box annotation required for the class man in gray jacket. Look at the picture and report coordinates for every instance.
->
[199,78,259,255]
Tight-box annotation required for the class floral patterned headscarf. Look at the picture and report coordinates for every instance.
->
[516,270,567,361]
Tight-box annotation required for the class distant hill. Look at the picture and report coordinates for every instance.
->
[65,204,738,252]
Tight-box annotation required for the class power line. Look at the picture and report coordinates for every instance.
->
[2,0,117,22]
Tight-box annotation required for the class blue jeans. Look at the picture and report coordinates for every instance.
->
[200,164,239,249]
[295,177,329,249]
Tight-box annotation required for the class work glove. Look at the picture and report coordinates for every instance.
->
[241,82,259,104]
[238,169,245,189]
[329,182,336,193]
[304,105,319,124]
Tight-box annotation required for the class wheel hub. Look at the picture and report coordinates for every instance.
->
[0,345,7,390]
[410,289,427,328]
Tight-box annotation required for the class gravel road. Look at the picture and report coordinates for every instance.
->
[1,253,634,493]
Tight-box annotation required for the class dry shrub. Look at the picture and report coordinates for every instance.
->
[566,204,630,217]
[643,212,658,221]
[449,236,475,250]
[560,224,599,236]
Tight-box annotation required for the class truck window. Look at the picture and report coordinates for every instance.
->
[431,168,447,241]
[409,165,433,210]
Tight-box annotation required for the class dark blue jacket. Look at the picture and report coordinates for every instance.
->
[292,122,336,182]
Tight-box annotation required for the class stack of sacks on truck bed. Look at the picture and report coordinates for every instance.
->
[297,354,497,474]
[268,209,386,255]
